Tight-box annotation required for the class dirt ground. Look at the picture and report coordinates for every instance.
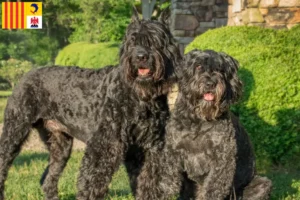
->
[0,123,86,152]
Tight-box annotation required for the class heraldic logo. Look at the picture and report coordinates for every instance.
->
[2,2,42,29]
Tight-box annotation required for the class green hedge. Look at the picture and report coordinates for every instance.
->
[186,25,300,164]
[55,42,120,68]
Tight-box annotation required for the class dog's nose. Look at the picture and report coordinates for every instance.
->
[137,53,148,61]
[206,81,215,87]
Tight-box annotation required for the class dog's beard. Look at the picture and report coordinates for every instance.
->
[121,51,172,101]
[194,80,227,121]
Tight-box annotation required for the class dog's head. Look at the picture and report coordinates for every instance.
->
[180,49,243,120]
[120,8,181,101]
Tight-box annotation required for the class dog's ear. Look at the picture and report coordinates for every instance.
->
[131,6,140,23]
[219,52,243,104]
[158,7,171,26]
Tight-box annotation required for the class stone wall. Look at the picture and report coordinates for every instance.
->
[170,0,300,53]
[228,0,300,29]
[170,0,229,53]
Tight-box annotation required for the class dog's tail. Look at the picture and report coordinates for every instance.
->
[0,71,39,199]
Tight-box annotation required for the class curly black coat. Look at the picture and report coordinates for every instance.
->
[0,10,181,200]
[161,50,272,200]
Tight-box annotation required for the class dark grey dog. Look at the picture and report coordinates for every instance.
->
[0,9,181,200]
[162,50,272,200]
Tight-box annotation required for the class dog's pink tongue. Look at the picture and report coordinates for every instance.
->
[204,93,215,101]
[138,68,150,76]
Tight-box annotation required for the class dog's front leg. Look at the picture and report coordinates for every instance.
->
[196,143,237,200]
[76,126,124,200]
[134,149,178,200]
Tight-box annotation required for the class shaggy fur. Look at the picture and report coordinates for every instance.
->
[0,9,181,200]
[161,50,272,200]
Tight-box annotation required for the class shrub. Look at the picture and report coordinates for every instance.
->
[0,59,33,89]
[186,25,300,164]
[55,42,120,68]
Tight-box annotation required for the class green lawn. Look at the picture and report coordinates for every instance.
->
[2,151,300,200]
[6,151,133,200]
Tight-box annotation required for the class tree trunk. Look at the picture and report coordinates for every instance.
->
[141,0,156,20]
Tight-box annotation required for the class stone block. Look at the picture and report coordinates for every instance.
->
[259,8,269,16]
[234,14,244,25]
[247,0,260,7]
[248,8,265,22]
[228,5,234,18]
[247,22,266,27]
[259,0,279,8]
[190,6,212,21]
[265,8,300,24]
[195,27,211,35]
[216,11,228,17]
[232,0,243,12]
[265,23,288,29]
[242,10,250,24]
[172,2,177,9]
[215,18,228,27]
[185,30,195,37]
[174,14,199,30]
[205,9,214,21]
[172,30,186,37]
[175,2,189,9]
[173,9,193,15]
[200,21,216,27]
[227,18,236,25]
[278,0,300,7]
[287,23,298,29]
[174,37,195,44]
[213,4,229,12]
[192,0,216,6]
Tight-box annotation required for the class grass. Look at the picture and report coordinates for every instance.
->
[5,151,134,200]
[2,151,300,200]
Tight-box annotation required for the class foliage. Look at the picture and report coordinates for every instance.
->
[0,59,34,89]
[55,42,120,68]
[0,93,9,123]
[0,30,59,66]
[186,25,300,164]
[69,0,134,43]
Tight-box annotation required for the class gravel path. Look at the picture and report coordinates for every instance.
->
[0,123,86,152]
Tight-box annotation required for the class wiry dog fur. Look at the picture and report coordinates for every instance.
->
[161,50,272,200]
[0,9,181,200]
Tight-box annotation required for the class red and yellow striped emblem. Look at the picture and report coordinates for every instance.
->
[2,2,42,29]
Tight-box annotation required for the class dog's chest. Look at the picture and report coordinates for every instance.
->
[125,99,168,148]
[175,122,231,152]
[171,120,236,179]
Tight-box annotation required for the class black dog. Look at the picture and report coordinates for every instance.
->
[162,50,272,200]
[0,9,181,200]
